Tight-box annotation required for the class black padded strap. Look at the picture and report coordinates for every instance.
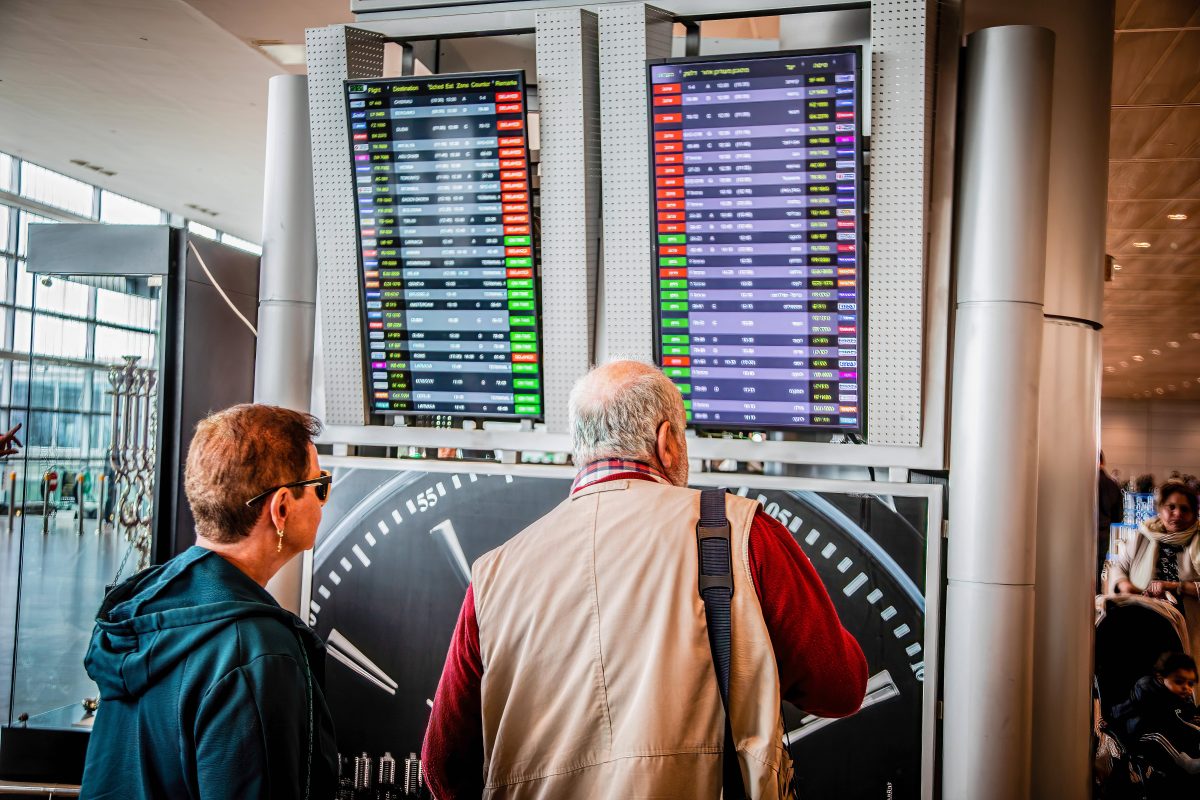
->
[697,488,746,799]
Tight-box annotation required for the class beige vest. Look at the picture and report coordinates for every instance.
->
[472,479,793,799]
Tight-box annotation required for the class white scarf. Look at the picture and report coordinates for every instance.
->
[1130,518,1200,590]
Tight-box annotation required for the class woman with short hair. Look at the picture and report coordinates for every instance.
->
[81,404,338,800]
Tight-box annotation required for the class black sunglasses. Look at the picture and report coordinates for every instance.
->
[244,470,333,508]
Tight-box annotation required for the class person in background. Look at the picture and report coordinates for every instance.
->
[423,361,867,799]
[80,404,338,800]
[1111,481,1200,661]
[1098,450,1125,592]
[1136,474,1158,494]
[1111,652,1200,794]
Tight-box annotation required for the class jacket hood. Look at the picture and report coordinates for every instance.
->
[84,546,315,701]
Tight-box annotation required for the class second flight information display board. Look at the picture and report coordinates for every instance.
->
[649,49,864,432]
[346,71,542,420]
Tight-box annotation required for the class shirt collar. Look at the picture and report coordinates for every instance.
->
[571,458,672,494]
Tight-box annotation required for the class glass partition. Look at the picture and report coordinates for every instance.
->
[5,272,162,731]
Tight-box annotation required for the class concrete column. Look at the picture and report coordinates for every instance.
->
[254,74,319,615]
[943,26,1055,799]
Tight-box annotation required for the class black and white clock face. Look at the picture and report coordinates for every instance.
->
[309,468,930,798]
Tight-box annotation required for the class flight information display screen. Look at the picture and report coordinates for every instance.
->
[346,71,542,420]
[648,49,864,432]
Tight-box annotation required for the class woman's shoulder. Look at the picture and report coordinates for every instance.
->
[228,612,312,666]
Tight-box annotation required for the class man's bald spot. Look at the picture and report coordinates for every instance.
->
[574,360,670,406]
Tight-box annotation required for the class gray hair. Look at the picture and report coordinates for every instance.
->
[568,361,685,466]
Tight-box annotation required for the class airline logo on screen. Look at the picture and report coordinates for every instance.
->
[346,73,542,420]
[649,53,862,432]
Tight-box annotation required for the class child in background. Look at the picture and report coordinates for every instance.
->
[1112,652,1200,794]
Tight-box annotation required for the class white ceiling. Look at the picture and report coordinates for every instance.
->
[0,0,349,242]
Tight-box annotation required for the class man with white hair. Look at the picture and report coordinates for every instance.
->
[423,361,866,799]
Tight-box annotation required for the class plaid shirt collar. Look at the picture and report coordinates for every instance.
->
[570,458,671,494]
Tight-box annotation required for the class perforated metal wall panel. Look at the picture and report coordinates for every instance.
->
[535,9,601,432]
[307,26,385,426]
[867,0,934,446]
[597,4,674,363]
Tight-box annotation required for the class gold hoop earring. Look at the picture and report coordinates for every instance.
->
[276,528,285,553]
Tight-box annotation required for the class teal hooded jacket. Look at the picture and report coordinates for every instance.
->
[80,546,338,799]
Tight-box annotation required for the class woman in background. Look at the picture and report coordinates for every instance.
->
[1112,480,1200,666]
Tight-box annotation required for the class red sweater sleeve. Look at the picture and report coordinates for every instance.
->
[747,508,868,717]
[422,585,484,799]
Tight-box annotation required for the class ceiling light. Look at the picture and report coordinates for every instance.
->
[1133,355,1144,362]
[1105,365,1115,373]
[1145,390,1153,397]
[1120,361,1129,367]
[1168,341,1181,348]
[1169,385,1177,391]
[1151,349,1162,355]
[1157,387,1166,395]
[1132,242,1152,248]
[1113,264,1122,271]
[1167,214,1188,221]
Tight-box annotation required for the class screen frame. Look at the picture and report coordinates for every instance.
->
[343,69,546,423]
[646,46,867,436]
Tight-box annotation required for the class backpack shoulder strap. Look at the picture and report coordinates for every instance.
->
[697,487,746,799]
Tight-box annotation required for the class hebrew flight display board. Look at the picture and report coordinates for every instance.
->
[308,467,932,797]
[649,49,864,432]
[345,72,543,420]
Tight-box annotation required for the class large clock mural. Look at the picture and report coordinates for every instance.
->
[308,465,936,798]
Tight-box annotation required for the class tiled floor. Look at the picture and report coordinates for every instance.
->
[1,515,123,724]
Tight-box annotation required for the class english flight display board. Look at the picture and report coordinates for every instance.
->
[648,49,864,432]
[345,72,543,420]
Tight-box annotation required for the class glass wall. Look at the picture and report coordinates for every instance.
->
[0,152,262,721]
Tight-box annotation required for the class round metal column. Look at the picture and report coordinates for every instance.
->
[255,74,319,614]
[1027,2,1113,796]
[943,25,1055,799]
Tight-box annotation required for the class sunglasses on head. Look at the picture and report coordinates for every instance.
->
[244,470,332,508]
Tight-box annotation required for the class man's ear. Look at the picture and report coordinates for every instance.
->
[656,420,678,470]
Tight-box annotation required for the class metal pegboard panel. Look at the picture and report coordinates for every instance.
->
[535,8,601,433]
[867,0,934,447]
[596,4,674,364]
[306,25,385,426]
